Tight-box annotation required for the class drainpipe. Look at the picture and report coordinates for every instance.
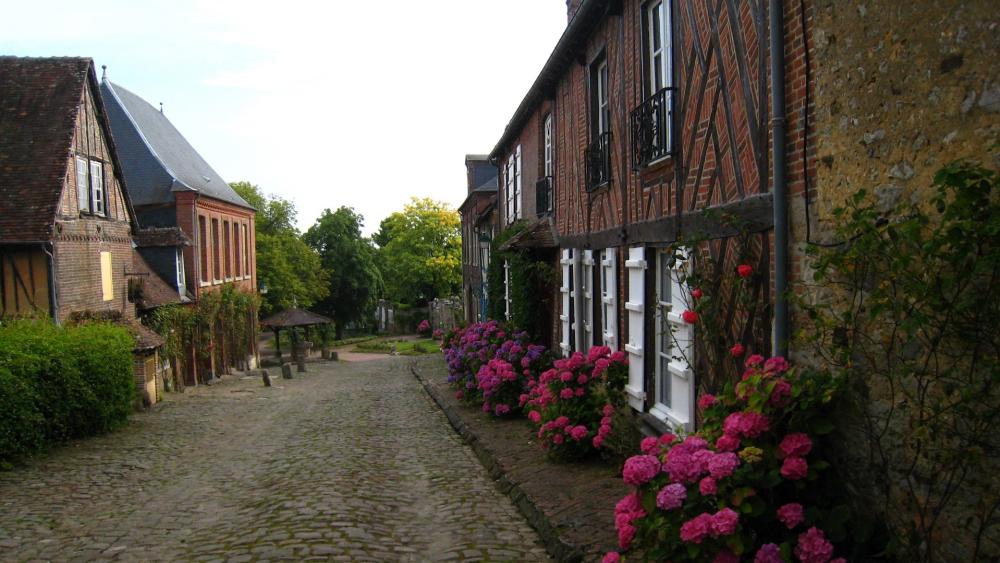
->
[43,243,59,323]
[769,0,789,357]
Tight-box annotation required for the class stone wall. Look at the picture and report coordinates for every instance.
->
[790,2,1000,559]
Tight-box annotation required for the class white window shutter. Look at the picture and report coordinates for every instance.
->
[625,247,647,410]
[504,259,512,320]
[601,248,618,348]
[581,250,595,351]
[559,248,572,357]
[515,145,522,219]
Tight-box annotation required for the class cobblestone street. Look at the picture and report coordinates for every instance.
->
[0,356,550,562]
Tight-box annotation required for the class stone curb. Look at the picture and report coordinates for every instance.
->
[410,362,585,563]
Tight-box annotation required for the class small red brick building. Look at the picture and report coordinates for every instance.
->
[101,76,257,383]
[458,155,499,324]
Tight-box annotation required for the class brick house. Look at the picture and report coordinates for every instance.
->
[100,76,257,383]
[489,0,998,556]
[0,56,166,404]
[458,155,498,324]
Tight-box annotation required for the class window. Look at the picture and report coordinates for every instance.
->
[543,115,554,177]
[600,248,618,348]
[592,57,610,137]
[633,0,674,167]
[176,248,186,294]
[505,145,523,224]
[651,247,694,430]
[100,251,113,301]
[243,224,250,278]
[198,216,209,283]
[76,157,90,213]
[211,218,221,281]
[90,161,105,216]
[644,0,671,97]
[234,222,242,278]
[223,220,232,279]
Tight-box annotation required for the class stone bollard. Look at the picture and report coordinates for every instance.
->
[294,341,312,372]
[262,369,271,387]
[329,351,339,361]
[281,363,293,379]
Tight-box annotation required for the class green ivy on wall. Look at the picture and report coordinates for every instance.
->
[486,222,557,339]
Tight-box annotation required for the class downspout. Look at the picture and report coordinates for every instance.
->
[43,243,59,323]
[769,0,789,356]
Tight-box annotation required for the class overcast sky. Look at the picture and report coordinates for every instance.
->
[1,0,567,235]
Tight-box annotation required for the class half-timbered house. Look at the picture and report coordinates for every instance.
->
[491,0,800,434]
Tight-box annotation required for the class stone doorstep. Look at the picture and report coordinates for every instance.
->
[411,362,595,563]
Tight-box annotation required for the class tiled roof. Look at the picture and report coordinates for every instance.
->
[135,227,191,247]
[127,319,166,351]
[0,57,91,243]
[131,252,183,310]
[260,308,333,328]
[101,80,253,210]
[499,217,559,251]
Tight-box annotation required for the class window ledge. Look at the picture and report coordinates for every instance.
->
[639,155,675,179]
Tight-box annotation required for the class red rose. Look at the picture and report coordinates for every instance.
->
[729,343,746,358]
[682,310,699,324]
[691,288,704,300]
[737,264,753,278]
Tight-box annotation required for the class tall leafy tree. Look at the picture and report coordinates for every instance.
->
[374,197,461,305]
[304,207,383,339]
[230,182,328,314]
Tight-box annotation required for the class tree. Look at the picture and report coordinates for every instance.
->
[304,207,383,340]
[374,197,461,305]
[230,182,328,314]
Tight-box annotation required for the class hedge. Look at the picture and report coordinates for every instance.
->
[0,319,135,464]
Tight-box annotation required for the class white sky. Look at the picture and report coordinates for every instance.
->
[1,0,567,235]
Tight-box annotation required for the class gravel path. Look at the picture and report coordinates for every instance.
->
[0,357,549,562]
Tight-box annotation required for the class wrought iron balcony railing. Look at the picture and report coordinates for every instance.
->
[630,87,675,169]
[536,176,554,217]
[585,131,612,191]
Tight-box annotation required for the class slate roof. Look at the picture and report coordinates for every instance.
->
[0,57,91,243]
[101,80,252,210]
[260,308,333,328]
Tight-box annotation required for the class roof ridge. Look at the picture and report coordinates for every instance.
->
[102,80,183,186]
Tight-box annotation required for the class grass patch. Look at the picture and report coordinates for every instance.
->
[353,338,439,356]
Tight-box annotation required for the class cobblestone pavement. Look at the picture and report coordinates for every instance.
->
[0,357,550,562]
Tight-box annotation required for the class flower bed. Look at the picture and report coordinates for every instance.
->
[605,356,851,562]
[476,330,550,417]
[524,346,629,460]
[442,320,506,406]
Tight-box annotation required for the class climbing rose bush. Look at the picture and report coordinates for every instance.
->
[524,346,628,460]
[606,356,849,562]
[476,331,550,417]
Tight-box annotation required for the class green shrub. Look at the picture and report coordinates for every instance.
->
[0,319,135,463]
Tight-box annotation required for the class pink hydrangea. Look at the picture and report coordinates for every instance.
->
[795,527,835,563]
[560,371,574,382]
[569,425,589,441]
[592,435,605,448]
[716,435,741,452]
[614,493,646,549]
[754,543,783,563]
[713,550,739,563]
[493,404,511,416]
[745,354,765,368]
[660,433,677,445]
[617,522,636,549]
[679,513,713,543]
[552,434,564,445]
[723,411,771,438]
[769,378,793,407]
[710,508,739,536]
[603,404,615,417]
[560,388,575,399]
[588,345,611,362]
[602,553,620,563]
[622,455,661,486]
[781,456,809,480]
[527,410,541,423]
[764,356,790,374]
[778,433,813,459]
[554,416,570,428]
[699,476,718,496]
[655,483,686,510]
[640,436,660,455]
[707,452,740,479]
[697,393,717,410]
[610,350,626,363]
[777,502,805,529]
[574,387,585,397]
[577,374,589,385]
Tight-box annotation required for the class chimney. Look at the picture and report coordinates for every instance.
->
[567,0,583,24]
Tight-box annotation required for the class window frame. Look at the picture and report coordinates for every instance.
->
[543,114,554,177]
[650,247,694,430]
[176,248,186,294]
[591,56,611,138]
[643,0,672,97]
[223,219,232,280]
[76,156,90,213]
[198,215,210,285]
[211,218,221,283]
[89,160,105,216]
